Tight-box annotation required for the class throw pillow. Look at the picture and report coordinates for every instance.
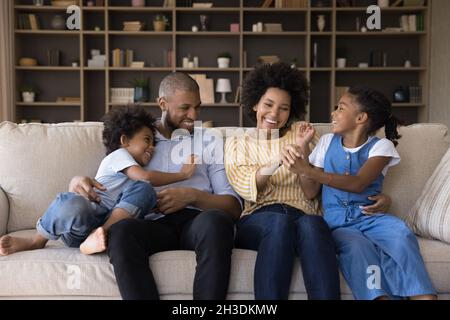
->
[407,147,450,243]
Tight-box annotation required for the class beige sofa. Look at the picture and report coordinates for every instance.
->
[1,121,450,299]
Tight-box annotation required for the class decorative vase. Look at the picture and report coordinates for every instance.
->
[51,15,66,30]
[131,0,145,7]
[22,92,35,103]
[153,20,166,32]
[199,15,209,31]
[378,0,389,7]
[317,15,326,32]
[134,87,149,102]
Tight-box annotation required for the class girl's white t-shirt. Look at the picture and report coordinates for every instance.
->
[309,134,401,176]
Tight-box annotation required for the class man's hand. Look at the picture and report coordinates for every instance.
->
[361,193,392,215]
[68,176,106,203]
[156,187,195,214]
[295,122,315,147]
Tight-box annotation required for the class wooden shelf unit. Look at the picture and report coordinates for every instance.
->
[13,0,431,126]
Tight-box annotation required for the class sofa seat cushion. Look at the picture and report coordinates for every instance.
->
[1,230,450,298]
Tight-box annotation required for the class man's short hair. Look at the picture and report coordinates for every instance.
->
[158,72,199,100]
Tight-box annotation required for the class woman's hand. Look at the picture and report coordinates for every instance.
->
[68,176,106,203]
[281,144,310,175]
[295,122,315,147]
[361,193,392,215]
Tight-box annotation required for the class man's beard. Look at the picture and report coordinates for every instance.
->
[162,111,194,133]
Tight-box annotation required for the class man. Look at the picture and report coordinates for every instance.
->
[69,72,242,299]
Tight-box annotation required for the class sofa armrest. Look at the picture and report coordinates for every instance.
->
[0,187,9,237]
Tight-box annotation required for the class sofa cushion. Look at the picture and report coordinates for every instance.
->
[382,124,450,220]
[406,146,450,243]
[1,230,449,298]
[0,122,105,232]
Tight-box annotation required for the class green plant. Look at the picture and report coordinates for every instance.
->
[20,84,39,93]
[336,47,347,58]
[217,52,232,59]
[154,14,169,26]
[130,77,149,88]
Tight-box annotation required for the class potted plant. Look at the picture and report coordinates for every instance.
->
[130,77,149,103]
[336,47,347,68]
[153,14,169,32]
[217,52,231,69]
[20,85,39,103]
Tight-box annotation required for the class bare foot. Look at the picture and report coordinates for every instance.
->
[79,227,107,255]
[0,235,46,256]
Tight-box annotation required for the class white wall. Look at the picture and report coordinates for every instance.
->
[429,0,450,128]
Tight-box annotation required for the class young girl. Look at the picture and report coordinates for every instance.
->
[282,86,436,300]
[0,105,196,256]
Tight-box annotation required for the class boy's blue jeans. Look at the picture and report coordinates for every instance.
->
[235,204,340,300]
[36,181,156,247]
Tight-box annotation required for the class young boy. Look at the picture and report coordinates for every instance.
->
[0,105,196,256]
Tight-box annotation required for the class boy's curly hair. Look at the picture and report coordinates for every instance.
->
[241,62,309,127]
[102,104,156,155]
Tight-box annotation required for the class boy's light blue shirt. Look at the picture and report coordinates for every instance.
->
[145,127,242,220]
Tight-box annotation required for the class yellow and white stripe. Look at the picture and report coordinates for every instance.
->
[224,124,320,218]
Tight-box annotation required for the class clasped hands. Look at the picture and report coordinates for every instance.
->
[280,122,315,175]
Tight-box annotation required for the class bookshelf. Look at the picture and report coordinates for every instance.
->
[13,0,431,126]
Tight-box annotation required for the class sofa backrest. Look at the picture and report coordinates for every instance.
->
[0,122,105,232]
[0,121,449,232]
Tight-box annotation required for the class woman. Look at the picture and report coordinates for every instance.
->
[224,62,391,299]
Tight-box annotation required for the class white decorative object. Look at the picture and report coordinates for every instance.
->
[317,15,325,32]
[110,88,134,104]
[257,22,263,32]
[252,24,258,32]
[192,25,198,32]
[193,56,199,68]
[404,60,412,68]
[182,57,189,68]
[216,78,231,104]
[22,92,35,103]
[188,61,194,68]
[358,62,369,68]
[336,58,347,68]
[217,57,230,68]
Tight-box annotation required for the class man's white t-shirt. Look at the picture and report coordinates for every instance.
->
[309,134,401,176]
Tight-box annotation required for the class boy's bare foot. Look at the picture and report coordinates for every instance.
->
[0,235,46,256]
[79,227,107,255]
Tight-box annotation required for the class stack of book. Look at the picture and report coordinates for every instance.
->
[123,21,145,32]
[409,86,422,104]
[17,14,40,30]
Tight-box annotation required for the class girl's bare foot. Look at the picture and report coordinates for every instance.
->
[79,227,107,255]
[0,235,47,256]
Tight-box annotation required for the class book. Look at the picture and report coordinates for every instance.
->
[192,3,213,8]
[125,49,134,67]
[261,0,274,8]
